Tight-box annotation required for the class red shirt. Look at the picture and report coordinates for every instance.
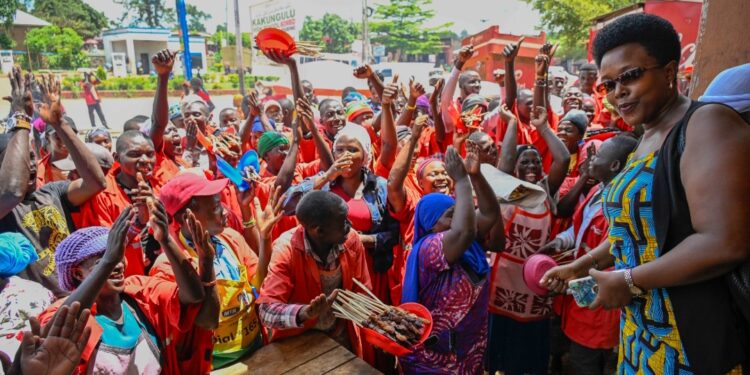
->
[493,105,559,173]
[37,275,203,375]
[257,227,372,357]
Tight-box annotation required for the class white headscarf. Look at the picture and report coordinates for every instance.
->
[333,122,373,165]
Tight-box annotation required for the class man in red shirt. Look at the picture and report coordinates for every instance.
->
[80,71,108,129]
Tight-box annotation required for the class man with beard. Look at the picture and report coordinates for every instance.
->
[0,68,106,297]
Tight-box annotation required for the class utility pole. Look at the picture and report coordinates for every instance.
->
[234,0,245,95]
[225,0,229,47]
[362,0,370,64]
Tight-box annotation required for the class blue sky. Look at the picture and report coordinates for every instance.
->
[86,0,542,36]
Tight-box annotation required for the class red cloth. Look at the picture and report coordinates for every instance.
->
[330,185,372,233]
[256,227,372,358]
[80,79,100,105]
[559,186,619,349]
[195,89,211,104]
[36,153,66,188]
[37,276,203,375]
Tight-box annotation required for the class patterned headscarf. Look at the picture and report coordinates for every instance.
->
[55,227,109,291]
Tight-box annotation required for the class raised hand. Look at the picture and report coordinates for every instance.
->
[444,146,468,181]
[353,65,374,79]
[103,207,135,265]
[296,98,315,128]
[148,199,170,244]
[413,114,429,138]
[253,186,285,240]
[535,54,550,79]
[502,36,525,61]
[4,67,34,116]
[499,103,516,124]
[298,290,339,322]
[464,143,481,175]
[266,48,294,66]
[152,49,177,76]
[529,106,548,129]
[185,209,216,262]
[20,302,92,375]
[455,45,475,70]
[540,42,558,61]
[408,76,426,100]
[247,92,261,117]
[429,77,445,109]
[38,74,63,126]
[381,78,400,105]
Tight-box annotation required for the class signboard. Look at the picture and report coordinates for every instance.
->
[251,1,298,39]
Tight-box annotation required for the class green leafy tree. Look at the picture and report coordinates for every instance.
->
[0,32,13,48]
[114,0,174,28]
[31,0,108,40]
[25,25,88,69]
[184,4,211,33]
[1,0,32,29]
[369,0,452,61]
[524,0,634,53]
[299,13,359,54]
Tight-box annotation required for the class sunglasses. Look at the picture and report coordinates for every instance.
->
[596,65,662,95]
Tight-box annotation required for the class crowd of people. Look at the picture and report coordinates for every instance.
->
[0,13,748,375]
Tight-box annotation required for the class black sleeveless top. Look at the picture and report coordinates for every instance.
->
[652,101,748,374]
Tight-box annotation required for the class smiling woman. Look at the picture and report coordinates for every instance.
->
[542,13,750,375]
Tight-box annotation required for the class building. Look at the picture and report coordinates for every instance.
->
[460,26,547,89]
[102,27,207,76]
[5,10,51,52]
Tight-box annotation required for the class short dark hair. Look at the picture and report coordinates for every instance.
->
[468,131,490,144]
[488,98,501,112]
[123,115,149,132]
[319,98,339,117]
[219,107,235,119]
[592,13,681,68]
[341,87,357,100]
[607,134,639,167]
[277,97,294,111]
[579,63,598,72]
[116,130,153,155]
[297,191,346,228]
[459,70,479,87]
[190,77,203,87]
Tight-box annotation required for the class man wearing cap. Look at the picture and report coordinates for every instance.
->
[151,173,273,369]
[54,142,114,180]
[264,100,284,125]
[36,116,78,187]
[0,70,107,297]
[345,100,375,125]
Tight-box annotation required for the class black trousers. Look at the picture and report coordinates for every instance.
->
[87,101,108,128]
[569,341,617,375]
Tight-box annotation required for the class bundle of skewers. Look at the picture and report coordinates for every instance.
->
[294,40,323,57]
[332,279,430,350]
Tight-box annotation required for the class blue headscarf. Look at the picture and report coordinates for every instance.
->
[401,193,490,303]
[0,232,38,278]
[699,63,750,113]
[252,117,276,133]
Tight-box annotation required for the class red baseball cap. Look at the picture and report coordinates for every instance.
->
[160,173,229,216]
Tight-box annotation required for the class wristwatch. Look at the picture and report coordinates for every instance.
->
[623,268,644,296]
[5,112,32,132]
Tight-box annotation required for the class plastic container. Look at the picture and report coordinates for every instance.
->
[216,155,250,192]
[522,254,558,296]
[360,303,433,357]
[255,28,297,57]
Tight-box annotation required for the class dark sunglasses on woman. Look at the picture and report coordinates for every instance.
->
[597,65,663,95]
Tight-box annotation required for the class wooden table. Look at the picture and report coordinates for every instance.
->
[211,331,382,375]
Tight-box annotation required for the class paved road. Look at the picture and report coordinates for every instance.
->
[0,92,237,134]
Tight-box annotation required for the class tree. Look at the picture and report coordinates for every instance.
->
[184,4,211,33]
[369,0,452,61]
[114,0,174,28]
[1,0,32,29]
[524,0,634,52]
[31,0,109,40]
[299,13,359,54]
[26,25,88,69]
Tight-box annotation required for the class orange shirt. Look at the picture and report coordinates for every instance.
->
[257,227,372,357]
[36,153,67,188]
[37,275,203,375]
[493,105,559,173]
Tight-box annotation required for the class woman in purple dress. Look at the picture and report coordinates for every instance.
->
[400,146,504,374]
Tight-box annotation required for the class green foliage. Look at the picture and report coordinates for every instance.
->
[0,31,13,49]
[25,26,88,69]
[95,65,107,81]
[31,0,109,40]
[523,0,634,52]
[114,0,174,28]
[299,13,359,54]
[184,4,210,33]
[370,0,452,61]
[0,0,32,29]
